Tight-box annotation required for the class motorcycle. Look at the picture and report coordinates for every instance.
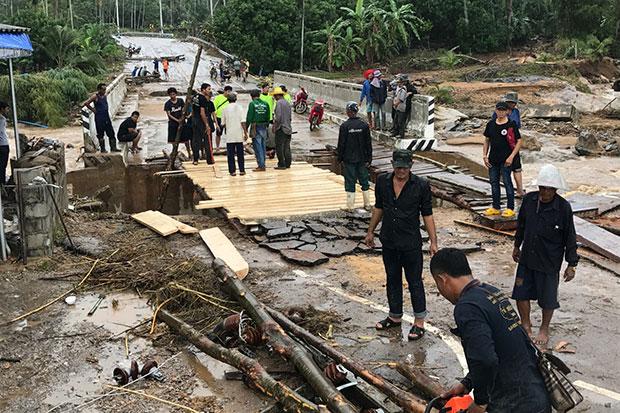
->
[293,88,308,114]
[308,99,325,132]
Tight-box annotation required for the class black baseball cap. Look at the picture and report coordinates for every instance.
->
[495,101,509,110]
[392,149,413,168]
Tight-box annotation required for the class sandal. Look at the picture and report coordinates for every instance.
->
[408,325,425,341]
[375,317,402,330]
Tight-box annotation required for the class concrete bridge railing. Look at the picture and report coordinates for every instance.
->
[81,73,128,153]
[273,70,435,145]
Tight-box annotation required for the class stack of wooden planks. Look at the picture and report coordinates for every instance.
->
[132,210,198,236]
[184,158,373,221]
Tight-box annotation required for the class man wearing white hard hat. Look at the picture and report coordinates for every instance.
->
[511,164,578,349]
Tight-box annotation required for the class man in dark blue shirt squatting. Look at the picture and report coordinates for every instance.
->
[430,248,551,413]
[365,149,438,341]
[512,164,578,349]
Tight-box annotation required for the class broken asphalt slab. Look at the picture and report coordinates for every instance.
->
[279,249,329,266]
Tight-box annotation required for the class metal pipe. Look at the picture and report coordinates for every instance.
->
[8,59,21,158]
[0,189,7,261]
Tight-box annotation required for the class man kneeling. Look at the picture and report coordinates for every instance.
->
[430,248,550,413]
[117,111,143,164]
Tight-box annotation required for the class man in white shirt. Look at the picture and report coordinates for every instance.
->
[221,93,248,176]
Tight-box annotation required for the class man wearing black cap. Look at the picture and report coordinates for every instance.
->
[365,149,438,341]
[337,101,373,210]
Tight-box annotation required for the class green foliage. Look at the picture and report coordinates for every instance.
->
[0,69,99,127]
[555,36,614,60]
[433,85,455,104]
[438,50,463,68]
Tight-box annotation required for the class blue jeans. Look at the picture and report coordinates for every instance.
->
[489,163,515,210]
[252,125,267,168]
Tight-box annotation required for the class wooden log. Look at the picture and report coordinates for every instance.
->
[430,186,471,210]
[267,307,428,413]
[157,310,321,413]
[213,259,357,413]
[395,362,447,401]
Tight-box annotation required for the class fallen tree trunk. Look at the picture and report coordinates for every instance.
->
[430,186,471,210]
[213,259,357,413]
[395,363,447,401]
[267,307,428,413]
[157,310,321,413]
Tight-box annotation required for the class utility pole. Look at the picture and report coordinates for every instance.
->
[159,0,164,33]
[115,0,120,31]
[299,0,305,73]
[68,0,74,29]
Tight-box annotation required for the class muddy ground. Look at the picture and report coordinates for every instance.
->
[1,37,619,412]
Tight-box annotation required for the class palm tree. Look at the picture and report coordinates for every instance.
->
[42,25,78,68]
[333,26,364,69]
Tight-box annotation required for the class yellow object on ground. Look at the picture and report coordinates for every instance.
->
[501,209,516,218]
[484,207,501,216]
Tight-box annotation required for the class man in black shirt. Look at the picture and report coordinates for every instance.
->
[164,87,191,159]
[337,102,373,210]
[117,111,142,164]
[365,149,438,341]
[191,83,217,165]
[483,101,522,218]
[430,248,551,413]
[512,164,578,348]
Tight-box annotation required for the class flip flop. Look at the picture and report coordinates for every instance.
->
[375,317,401,330]
[408,325,425,341]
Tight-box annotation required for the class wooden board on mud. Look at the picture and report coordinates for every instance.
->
[199,227,249,279]
[132,210,198,236]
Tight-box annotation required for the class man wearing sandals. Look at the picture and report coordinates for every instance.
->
[365,149,438,341]
[512,164,578,349]
[430,248,551,413]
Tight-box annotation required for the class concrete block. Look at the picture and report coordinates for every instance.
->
[26,233,52,250]
[24,218,51,234]
[24,203,51,219]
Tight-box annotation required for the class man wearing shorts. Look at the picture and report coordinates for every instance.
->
[164,87,191,158]
[82,83,120,153]
[117,111,142,164]
[512,164,578,349]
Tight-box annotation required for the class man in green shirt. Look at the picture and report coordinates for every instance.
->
[246,89,271,171]
[259,83,276,159]
[213,85,232,150]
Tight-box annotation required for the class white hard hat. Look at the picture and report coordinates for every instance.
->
[535,164,568,190]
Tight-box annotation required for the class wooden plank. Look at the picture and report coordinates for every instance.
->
[132,211,179,237]
[454,219,515,237]
[574,216,620,263]
[199,228,249,279]
[578,248,620,277]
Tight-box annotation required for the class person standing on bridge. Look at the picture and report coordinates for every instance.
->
[162,58,169,80]
[337,102,372,210]
[214,86,232,151]
[221,92,248,176]
[483,100,522,218]
[391,75,409,139]
[272,87,292,169]
[365,149,438,341]
[430,248,551,413]
[360,70,374,129]
[246,89,271,171]
[369,70,388,130]
[191,83,216,165]
[82,83,120,153]
[164,87,191,158]
[233,58,241,80]
[0,101,10,185]
[260,83,276,160]
[512,164,578,349]
[152,58,159,74]
[492,92,524,197]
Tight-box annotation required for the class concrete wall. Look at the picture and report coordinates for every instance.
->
[82,73,128,152]
[273,70,435,140]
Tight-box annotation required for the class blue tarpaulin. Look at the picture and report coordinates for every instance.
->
[0,32,33,59]
[0,24,33,59]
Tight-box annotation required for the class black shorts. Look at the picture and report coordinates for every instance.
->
[118,131,138,143]
[235,69,241,77]
[511,264,560,310]
[168,123,191,143]
[511,153,522,172]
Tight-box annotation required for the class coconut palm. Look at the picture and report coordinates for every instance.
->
[41,25,78,68]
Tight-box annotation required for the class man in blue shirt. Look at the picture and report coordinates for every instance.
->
[359,71,374,129]
[430,248,551,413]
[492,92,524,196]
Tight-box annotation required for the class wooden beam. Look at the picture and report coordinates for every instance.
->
[199,228,249,279]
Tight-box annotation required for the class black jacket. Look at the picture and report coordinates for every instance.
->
[515,192,579,274]
[337,117,372,164]
[455,280,550,411]
[369,80,388,105]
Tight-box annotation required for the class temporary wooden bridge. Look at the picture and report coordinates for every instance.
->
[184,158,373,222]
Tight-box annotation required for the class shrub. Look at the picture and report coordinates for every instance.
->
[433,85,455,104]
[438,49,463,68]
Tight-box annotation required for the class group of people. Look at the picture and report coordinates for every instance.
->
[130,58,170,80]
[336,88,577,411]
[359,69,417,139]
[212,58,250,84]
[162,82,293,175]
